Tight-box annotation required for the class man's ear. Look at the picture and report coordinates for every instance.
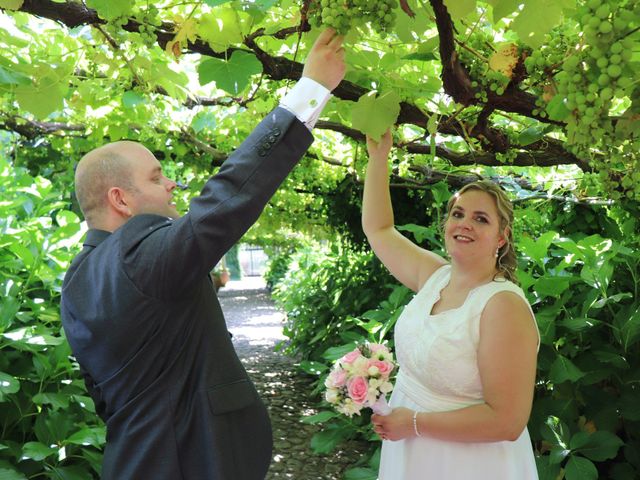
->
[106,186,132,217]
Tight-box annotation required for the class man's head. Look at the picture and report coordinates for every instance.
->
[75,141,179,231]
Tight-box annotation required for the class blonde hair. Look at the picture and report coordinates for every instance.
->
[444,180,518,284]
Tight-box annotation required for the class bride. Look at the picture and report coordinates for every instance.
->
[363,130,540,479]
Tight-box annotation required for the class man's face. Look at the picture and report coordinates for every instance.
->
[124,144,180,219]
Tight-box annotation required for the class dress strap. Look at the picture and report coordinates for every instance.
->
[468,281,540,350]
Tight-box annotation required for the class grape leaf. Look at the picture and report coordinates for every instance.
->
[351,90,401,142]
[204,0,232,6]
[0,0,23,10]
[395,0,431,43]
[198,51,262,95]
[0,65,30,85]
[85,0,133,21]
[14,65,67,119]
[546,95,570,122]
[484,0,519,22]
[121,91,146,108]
[443,0,476,21]
[197,8,246,53]
[510,0,563,48]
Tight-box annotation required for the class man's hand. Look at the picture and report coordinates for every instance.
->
[302,29,346,91]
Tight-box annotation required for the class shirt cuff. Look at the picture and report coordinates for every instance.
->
[279,77,332,131]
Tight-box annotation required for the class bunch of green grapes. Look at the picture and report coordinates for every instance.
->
[555,0,639,200]
[313,0,399,36]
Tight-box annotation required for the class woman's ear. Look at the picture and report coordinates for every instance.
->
[499,226,511,249]
[106,186,132,217]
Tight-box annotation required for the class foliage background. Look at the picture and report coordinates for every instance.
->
[0,0,639,478]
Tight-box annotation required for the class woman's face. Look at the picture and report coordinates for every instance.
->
[444,189,505,266]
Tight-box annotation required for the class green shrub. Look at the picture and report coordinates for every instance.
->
[0,155,103,479]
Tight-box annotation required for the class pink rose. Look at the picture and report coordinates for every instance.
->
[347,376,368,405]
[327,369,347,388]
[342,348,363,364]
[369,359,394,377]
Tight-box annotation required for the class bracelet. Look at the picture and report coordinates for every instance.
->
[413,410,422,437]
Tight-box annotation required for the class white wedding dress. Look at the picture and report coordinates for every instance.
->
[379,265,539,480]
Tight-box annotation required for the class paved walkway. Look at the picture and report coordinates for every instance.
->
[218,277,371,480]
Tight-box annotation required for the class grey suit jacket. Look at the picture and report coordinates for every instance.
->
[61,108,313,479]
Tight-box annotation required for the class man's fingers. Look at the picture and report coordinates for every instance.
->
[328,33,345,49]
[314,28,337,47]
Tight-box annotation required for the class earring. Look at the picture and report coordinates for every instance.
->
[495,247,500,258]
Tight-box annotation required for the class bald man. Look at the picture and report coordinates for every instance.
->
[61,29,345,480]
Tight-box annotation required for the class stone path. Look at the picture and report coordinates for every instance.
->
[218,277,371,480]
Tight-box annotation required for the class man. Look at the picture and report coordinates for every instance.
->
[61,29,345,479]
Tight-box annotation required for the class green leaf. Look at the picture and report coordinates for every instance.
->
[65,427,106,448]
[33,392,70,410]
[443,0,476,20]
[541,416,570,447]
[565,456,598,480]
[85,0,132,21]
[0,0,23,9]
[510,0,563,48]
[0,467,27,480]
[197,51,262,95]
[122,91,146,109]
[395,2,433,44]
[322,343,357,361]
[546,95,570,121]
[0,371,20,400]
[535,457,562,480]
[549,446,570,464]
[519,231,557,267]
[485,0,520,22]
[21,442,56,461]
[619,306,640,351]
[0,296,20,332]
[310,427,350,454]
[571,431,624,462]
[197,9,246,52]
[534,276,571,297]
[204,0,232,5]
[14,65,68,119]
[351,90,401,142]
[518,125,546,146]
[403,52,438,62]
[48,465,91,480]
[344,467,378,480]
[549,355,585,384]
[301,411,339,424]
[191,111,217,133]
[0,65,30,85]
[298,360,328,376]
[72,395,96,413]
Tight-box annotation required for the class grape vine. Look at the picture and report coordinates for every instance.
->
[554,0,639,200]
[311,0,399,36]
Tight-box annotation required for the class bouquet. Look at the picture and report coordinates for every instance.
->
[324,342,396,417]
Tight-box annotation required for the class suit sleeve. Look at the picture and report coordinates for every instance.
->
[123,107,313,298]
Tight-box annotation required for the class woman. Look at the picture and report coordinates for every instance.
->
[364,131,539,479]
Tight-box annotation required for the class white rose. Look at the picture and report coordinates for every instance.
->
[380,381,393,393]
[325,388,340,404]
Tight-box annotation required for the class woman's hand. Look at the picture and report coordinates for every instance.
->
[371,407,416,441]
[366,129,393,162]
